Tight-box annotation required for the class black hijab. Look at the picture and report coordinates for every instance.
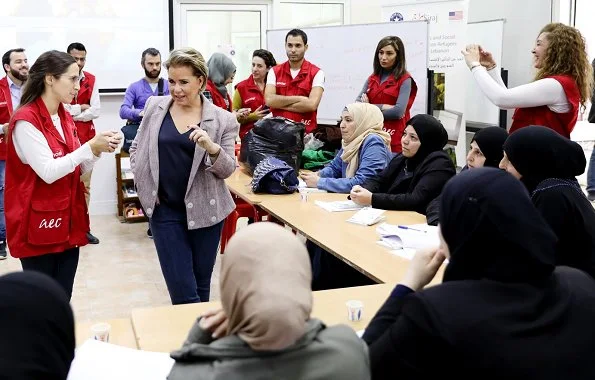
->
[471,127,508,167]
[406,114,448,171]
[439,168,557,284]
[503,126,586,192]
[0,271,75,379]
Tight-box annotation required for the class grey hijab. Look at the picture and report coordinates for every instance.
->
[207,52,236,98]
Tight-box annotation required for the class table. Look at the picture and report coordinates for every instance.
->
[258,192,443,284]
[132,283,393,353]
[75,318,138,349]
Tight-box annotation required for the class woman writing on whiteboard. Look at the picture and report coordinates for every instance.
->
[357,36,417,153]
[462,23,593,138]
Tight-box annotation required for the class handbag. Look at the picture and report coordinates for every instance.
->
[121,78,164,153]
[250,156,299,194]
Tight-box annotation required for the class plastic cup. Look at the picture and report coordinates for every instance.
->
[299,189,309,202]
[91,322,111,343]
[346,300,364,322]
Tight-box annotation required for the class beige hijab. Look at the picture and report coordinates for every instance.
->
[340,103,391,178]
[220,222,313,351]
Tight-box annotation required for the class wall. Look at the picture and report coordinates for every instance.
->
[88,94,125,216]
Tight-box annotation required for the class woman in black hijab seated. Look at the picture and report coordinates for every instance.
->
[350,114,455,212]
[501,125,595,278]
[363,168,595,379]
[426,126,508,225]
[0,271,75,380]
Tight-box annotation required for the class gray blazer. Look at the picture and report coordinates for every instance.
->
[130,94,239,229]
[167,318,371,380]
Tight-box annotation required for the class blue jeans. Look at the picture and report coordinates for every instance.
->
[20,247,80,300]
[150,203,224,305]
[588,147,595,193]
[0,159,5,240]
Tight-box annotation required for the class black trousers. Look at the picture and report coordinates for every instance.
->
[20,247,80,300]
[306,240,375,291]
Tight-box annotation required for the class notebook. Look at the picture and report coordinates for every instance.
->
[315,200,365,212]
[346,207,386,226]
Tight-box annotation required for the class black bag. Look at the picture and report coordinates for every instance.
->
[313,121,342,152]
[239,116,305,174]
[250,156,299,194]
[121,78,164,153]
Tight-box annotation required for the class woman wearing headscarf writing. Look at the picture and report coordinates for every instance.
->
[0,271,75,379]
[204,52,237,113]
[300,103,391,193]
[426,126,508,225]
[350,114,455,213]
[500,125,595,278]
[167,223,370,380]
[364,168,595,379]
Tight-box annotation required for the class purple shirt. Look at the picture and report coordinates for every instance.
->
[119,78,170,122]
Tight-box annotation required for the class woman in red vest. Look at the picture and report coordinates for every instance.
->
[357,36,418,153]
[205,53,237,112]
[232,49,277,139]
[6,50,119,299]
[463,23,593,138]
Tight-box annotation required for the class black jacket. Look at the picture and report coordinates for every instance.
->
[532,179,595,279]
[363,151,455,213]
[363,267,595,380]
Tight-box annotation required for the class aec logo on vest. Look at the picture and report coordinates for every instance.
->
[39,218,62,229]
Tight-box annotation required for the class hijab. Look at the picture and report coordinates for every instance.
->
[471,127,508,167]
[439,168,557,284]
[406,114,448,171]
[503,125,586,192]
[341,103,391,177]
[206,52,236,98]
[0,271,75,379]
[220,223,313,351]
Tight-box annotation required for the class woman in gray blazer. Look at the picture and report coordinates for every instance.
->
[130,47,239,305]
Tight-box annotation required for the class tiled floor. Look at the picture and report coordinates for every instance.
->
[0,215,226,323]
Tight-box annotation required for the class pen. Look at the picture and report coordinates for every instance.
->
[398,225,427,233]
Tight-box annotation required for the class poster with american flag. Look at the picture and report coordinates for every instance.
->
[449,10,463,20]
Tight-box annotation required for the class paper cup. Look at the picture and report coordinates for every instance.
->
[91,322,111,343]
[346,300,364,322]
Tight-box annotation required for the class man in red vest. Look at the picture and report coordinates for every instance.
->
[0,48,28,259]
[265,29,325,134]
[64,42,101,244]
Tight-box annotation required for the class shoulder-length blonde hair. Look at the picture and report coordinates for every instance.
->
[164,47,209,92]
[535,23,594,110]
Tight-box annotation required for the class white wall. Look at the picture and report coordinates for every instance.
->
[88,94,125,216]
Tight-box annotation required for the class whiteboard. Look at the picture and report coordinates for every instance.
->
[0,0,170,91]
[465,20,505,125]
[267,21,429,123]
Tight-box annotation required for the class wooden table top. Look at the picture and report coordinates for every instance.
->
[75,318,138,349]
[131,283,394,353]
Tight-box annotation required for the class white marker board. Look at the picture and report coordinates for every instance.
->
[466,19,505,125]
[267,21,429,123]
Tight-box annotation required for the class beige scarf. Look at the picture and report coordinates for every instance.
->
[220,223,312,351]
[340,103,391,178]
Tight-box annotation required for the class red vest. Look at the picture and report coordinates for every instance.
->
[0,77,16,160]
[367,72,417,152]
[510,75,579,138]
[70,71,96,144]
[6,97,89,258]
[271,60,320,134]
[235,75,265,139]
[206,79,232,112]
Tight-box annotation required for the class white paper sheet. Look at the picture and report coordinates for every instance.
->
[315,200,364,212]
[376,223,440,250]
[67,340,174,380]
